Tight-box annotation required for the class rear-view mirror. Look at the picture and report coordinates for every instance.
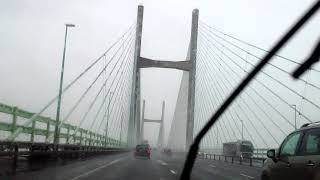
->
[267,149,276,160]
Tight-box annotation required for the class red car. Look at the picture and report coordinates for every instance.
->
[134,144,151,159]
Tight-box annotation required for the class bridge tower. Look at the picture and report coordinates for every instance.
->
[141,100,165,147]
[128,5,144,147]
[128,5,199,150]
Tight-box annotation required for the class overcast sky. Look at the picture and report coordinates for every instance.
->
[0,0,319,147]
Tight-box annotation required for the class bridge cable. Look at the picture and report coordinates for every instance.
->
[197,51,250,145]
[6,24,135,141]
[209,47,297,128]
[91,39,134,139]
[199,33,288,136]
[92,53,132,145]
[199,29,320,113]
[199,21,320,74]
[196,76,234,149]
[200,38,289,146]
[94,43,133,136]
[199,25,320,92]
[87,36,134,136]
[199,32,318,120]
[200,44,281,146]
[196,46,254,145]
[197,36,264,146]
[70,32,135,139]
[195,64,233,145]
[198,41,268,147]
[103,53,134,142]
[47,32,134,142]
[197,39,259,148]
[199,36,296,129]
[199,33,314,123]
[196,64,243,140]
[197,51,267,147]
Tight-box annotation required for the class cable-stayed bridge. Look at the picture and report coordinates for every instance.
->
[1,3,320,180]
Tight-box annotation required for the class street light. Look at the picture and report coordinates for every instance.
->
[240,120,244,141]
[292,104,297,130]
[105,92,113,146]
[53,23,76,148]
[119,110,124,147]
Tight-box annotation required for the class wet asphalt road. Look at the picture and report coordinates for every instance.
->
[6,152,262,180]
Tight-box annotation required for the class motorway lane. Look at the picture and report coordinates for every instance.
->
[76,152,179,180]
[193,158,262,180]
[158,153,262,180]
[7,151,263,180]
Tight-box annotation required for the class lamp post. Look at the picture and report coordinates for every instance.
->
[119,110,124,147]
[292,104,297,130]
[54,24,76,148]
[241,120,244,141]
[105,92,113,145]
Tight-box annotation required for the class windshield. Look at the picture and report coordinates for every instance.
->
[240,145,253,153]
[1,0,319,180]
[136,144,150,149]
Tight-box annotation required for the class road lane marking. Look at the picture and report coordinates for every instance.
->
[240,173,255,179]
[209,164,216,168]
[69,157,125,180]
[169,169,177,175]
[157,160,168,166]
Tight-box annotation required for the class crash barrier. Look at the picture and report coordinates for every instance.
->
[198,153,266,167]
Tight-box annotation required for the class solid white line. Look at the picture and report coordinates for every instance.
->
[69,157,125,180]
[209,164,216,168]
[170,169,177,175]
[240,173,255,179]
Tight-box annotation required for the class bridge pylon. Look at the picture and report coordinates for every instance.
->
[128,5,144,147]
[128,5,198,150]
[141,100,165,147]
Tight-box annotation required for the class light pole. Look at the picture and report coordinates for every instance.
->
[292,104,297,130]
[54,24,75,148]
[241,120,244,141]
[119,110,124,147]
[105,92,113,146]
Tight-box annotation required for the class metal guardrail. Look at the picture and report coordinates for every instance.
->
[0,103,126,147]
[198,153,266,167]
[0,141,129,175]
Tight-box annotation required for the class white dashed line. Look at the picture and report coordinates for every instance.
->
[240,173,255,179]
[209,164,216,168]
[157,160,168,166]
[170,169,177,175]
[68,157,125,180]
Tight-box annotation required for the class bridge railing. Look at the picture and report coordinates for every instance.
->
[0,103,126,147]
[253,148,269,158]
[198,152,266,167]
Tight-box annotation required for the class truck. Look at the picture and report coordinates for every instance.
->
[223,140,254,159]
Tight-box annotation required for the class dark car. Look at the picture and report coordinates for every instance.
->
[162,148,172,156]
[261,122,320,180]
[134,144,151,159]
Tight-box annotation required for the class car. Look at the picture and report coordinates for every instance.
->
[134,144,151,159]
[261,122,320,180]
[162,148,172,156]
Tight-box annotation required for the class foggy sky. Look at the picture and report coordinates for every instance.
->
[0,0,319,147]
